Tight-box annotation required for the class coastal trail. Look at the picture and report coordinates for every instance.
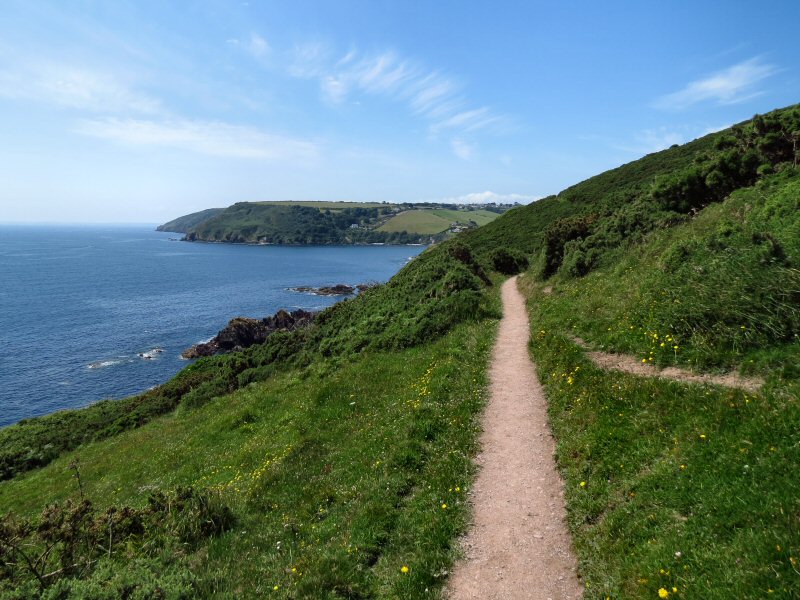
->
[447,276,582,600]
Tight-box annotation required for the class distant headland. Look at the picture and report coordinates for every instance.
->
[157,200,515,245]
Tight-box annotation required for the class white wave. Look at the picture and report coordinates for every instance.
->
[138,348,164,360]
[88,359,123,369]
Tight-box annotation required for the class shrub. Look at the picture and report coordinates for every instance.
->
[541,215,596,278]
[489,247,529,275]
[0,487,232,597]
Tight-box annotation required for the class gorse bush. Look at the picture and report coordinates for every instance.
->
[0,487,233,598]
[634,170,800,368]
[652,106,799,214]
[471,104,800,281]
[489,247,529,275]
[0,319,497,598]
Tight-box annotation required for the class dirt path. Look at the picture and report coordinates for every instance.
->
[447,277,582,600]
[571,337,764,393]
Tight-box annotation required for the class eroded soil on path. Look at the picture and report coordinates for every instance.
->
[446,277,582,600]
[571,337,764,393]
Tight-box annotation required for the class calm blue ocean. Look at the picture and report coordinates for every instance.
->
[0,225,424,427]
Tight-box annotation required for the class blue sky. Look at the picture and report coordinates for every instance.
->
[1,1,798,223]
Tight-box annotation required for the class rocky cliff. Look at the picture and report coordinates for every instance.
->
[182,309,315,359]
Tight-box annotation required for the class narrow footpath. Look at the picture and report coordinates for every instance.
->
[447,276,582,600]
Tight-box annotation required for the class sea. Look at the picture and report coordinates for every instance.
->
[0,225,425,427]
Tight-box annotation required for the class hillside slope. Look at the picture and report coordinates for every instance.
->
[470,103,800,598]
[156,207,225,233]
[159,201,505,245]
[2,103,799,598]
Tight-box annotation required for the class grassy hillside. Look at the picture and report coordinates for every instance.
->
[467,103,800,598]
[253,201,386,209]
[512,171,800,598]
[377,209,499,234]
[156,207,225,233]
[2,103,799,598]
[159,201,505,244]
[0,322,494,598]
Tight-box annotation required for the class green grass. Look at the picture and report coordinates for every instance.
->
[5,103,799,598]
[253,201,387,210]
[378,210,454,234]
[519,169,800,379]
[378,209,499,234]
[429,209,499,227]
[1,239,495,481]
[519,266,800,598]
[0,316,497,598]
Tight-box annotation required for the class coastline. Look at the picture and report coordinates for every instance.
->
[161,232,431,247]
[0,227,425,429]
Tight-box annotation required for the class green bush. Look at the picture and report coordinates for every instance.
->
[489,247,529,275]
[541,214,596,277]
[0,487,232,598]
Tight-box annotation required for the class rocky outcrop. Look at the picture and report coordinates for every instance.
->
[182,309,315,359]
[288,283,375,296]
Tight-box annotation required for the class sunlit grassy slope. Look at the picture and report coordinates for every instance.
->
[0,319,495,598]
[496,109,800,596]
[377,208,499,234]
[2,103,799,599]
[512,169,800,597]
[253,200,387,210]
[160,201,505,243]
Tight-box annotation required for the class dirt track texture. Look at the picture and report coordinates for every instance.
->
[447,277,582,600]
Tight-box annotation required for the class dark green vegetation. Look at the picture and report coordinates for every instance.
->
[160,200,508,244]
[1,232,501,597]
[502,103,799,598]
[0,241,496,482]
[2,103,799,598]
[156,207,225,233]
[1,317,495,598]
[520,278,799,599]
[1,487,233,597]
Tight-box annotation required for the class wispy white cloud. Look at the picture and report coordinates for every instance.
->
[74,118,319,161]
[0,61,161,114]
[611,121,738,156]
[633,128,685,153]
[283,44,507,137]
[408,75,455,115]
[450,137,475,160]
[287,41,332,78]
[430,191,540,205]
[431,107,502,134]
[654,57,778,110]
[247,33,270,59]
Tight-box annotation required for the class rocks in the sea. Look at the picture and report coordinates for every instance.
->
[138,348,164,360]
[181,309,315,359]
[289,283,374,296]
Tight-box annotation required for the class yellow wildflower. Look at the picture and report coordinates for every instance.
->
[658,588,669,598]
[401,565,410,573]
